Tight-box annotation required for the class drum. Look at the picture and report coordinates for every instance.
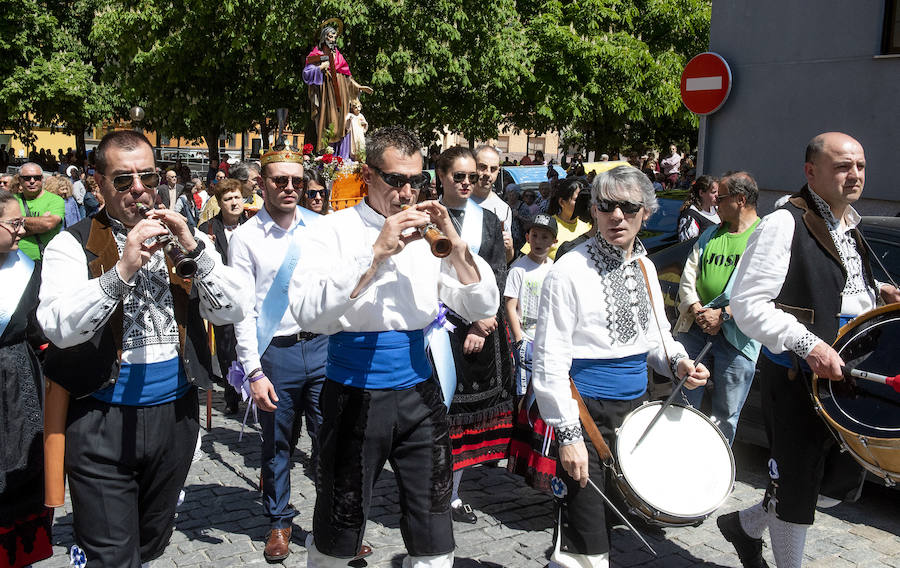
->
[614,401,735,526]
[812,304,900,485]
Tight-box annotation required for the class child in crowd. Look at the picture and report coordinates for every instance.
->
[504,214,557,395]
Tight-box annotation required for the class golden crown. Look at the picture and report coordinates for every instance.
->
[260,146,304,167]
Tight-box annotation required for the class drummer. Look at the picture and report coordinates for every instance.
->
[723,132,900,568]
[532,165,709,568]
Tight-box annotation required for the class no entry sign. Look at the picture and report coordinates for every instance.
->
[680,52,732,115]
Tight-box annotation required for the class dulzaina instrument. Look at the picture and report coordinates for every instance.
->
[400,204,452,257]
[812,303,900,486]
[135,203,198,277]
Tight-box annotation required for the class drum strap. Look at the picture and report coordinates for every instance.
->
[637,258,672,370]
[569,379,613,464]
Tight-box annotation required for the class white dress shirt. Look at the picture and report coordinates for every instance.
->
[229,206,321,375]
[38,220,249,365]
[473,192,512,234]
[731,192,877,359]
[288,199,499,335]
[532,237,687,431]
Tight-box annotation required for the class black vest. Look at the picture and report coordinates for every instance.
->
[774,186,877,346]
[43,211,212,398]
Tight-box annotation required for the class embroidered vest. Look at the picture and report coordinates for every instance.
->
[774,186,877,346]
[43,210,212,398]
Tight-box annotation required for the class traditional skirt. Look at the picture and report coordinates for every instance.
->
[0,341,52,568]
[444,312,514,470]
[506,393,557,493]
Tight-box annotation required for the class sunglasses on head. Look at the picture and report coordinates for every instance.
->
[20,175,42,182]
[596,199,643,215]
[266,175,304,190]
[369,165,430,190]
[106,171,161,192]
[307,189,327,199]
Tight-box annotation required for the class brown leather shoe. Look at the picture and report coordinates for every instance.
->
[264,527,291,563]
[352,544,373,561]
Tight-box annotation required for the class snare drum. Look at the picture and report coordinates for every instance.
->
[613,401,735,526]
[812,304,900,485]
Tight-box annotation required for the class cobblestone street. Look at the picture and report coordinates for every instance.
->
[36,389,900,567]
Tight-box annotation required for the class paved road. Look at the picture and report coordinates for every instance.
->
[37,389,900,567]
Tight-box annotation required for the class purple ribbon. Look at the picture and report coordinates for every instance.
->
[425,303,457,337]
[226,361,252,401]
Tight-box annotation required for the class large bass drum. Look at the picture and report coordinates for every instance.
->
[812,304,900,485]
[614,401,735,526]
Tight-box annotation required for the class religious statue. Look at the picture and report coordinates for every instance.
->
[303,19,373,154]
[344,99,368,162]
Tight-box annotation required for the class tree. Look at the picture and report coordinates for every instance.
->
[514,0,711,155]
[0,0,115,156]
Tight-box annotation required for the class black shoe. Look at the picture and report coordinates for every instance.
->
[451,502,477,524]
[224,403,239,415]
[717,512,769,568]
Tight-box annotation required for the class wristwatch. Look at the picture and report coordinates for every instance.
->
[721,309,732,322]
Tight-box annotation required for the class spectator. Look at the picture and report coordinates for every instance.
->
[46,176,83,229]
[82,176,103,217]
[200,161,264,224]
[520,176,591,260]
[15,163,64,262]
[174,180,200,230]
[506,185,533,252]
[661,143,682,189]
[158,168,183,209]
[677,175,720,242]
[0,173,12,191]
[301,169,330,215]
[519,153,533,166]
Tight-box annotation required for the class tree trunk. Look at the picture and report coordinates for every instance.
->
[205,127,220,183]
[260,120,272,151]
[74,126,86,163]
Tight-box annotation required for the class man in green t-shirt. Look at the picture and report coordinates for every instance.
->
[16,162,64,261]
[675,172,761,444]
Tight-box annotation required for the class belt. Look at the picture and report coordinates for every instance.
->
[270,331,321,347]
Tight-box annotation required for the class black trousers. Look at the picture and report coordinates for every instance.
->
[65,388,199,567]
[556,395,646,556]
[313,378,455,558]
[759,356,864,525]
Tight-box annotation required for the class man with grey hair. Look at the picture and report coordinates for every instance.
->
[675,171,762,445]
[472,145,513,261]
[16,161,64,261]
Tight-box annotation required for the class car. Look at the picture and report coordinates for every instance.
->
[648,215,900,448]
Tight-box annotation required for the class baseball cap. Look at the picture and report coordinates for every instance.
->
[530,214,558,237]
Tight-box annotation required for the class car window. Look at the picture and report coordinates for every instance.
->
[861,228,900,283]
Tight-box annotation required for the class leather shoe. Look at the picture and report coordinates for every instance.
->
[264,527,291,563]
[352,544,373,561]
[717,512,768,568]
[451,502,477,524]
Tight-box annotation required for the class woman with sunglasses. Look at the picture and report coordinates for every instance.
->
[435,146,513,524]
[531,166,708,568]
[0,189,53,567]
[521,177,592,260]
[301,169,330,215]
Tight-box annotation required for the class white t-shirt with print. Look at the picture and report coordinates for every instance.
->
[504,255,553,342]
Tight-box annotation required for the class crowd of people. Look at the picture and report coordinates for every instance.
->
[1,126,897,568]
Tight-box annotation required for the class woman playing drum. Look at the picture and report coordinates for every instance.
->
[532,166,709,568]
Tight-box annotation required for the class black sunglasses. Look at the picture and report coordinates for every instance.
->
[452,172,479,184]
[266,175,304,190]
[306,189,327,199]
[20,175,43,182]
[106,171,161,192]
[369,165,430,190]
[596,199,643,215]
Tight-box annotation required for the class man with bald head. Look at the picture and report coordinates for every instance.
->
[721,133,900,568]
[15,162,64,261]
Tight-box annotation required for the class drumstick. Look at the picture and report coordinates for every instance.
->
[843,367,900,393]
[632,340,714,451]
[585,478,657,556]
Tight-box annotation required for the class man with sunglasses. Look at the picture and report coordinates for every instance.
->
[36,130,250,568]
[289,127,499,568]
[227,146,335,563]
[15,162,64,261]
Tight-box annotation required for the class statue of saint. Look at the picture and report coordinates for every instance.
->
[303,19,373,153]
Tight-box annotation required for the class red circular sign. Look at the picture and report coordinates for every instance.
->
[680,52,732,115]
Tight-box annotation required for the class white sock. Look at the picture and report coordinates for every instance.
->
[402,552,454,568]
[769,517,808,568]
[451,469,464,503]
[738,502,770,540]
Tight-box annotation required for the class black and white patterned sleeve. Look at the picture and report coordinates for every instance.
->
[191,231,252,326]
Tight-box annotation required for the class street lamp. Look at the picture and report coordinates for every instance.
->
[130,106,145,131]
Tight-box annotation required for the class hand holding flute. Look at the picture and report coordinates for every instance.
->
[125,204,199,278]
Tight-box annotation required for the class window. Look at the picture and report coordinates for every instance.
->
[159,134,171,146]
[884,0,900,54]
[528,137,545,155]
[496,136,510,153]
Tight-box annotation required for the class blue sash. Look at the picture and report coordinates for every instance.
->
[570,353,648,400]
[0,250,35,338]
[327,330,432,390]
[763,314,856,370]
[255,206,319,356]
[460,198,484,256]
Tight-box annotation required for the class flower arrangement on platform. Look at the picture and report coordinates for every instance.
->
[302,144,361,184]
